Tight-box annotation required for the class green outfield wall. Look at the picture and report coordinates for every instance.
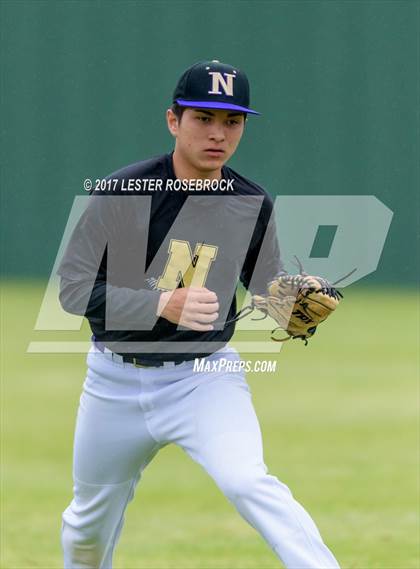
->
[1,1,418,284]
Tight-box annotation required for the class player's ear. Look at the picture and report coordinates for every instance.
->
[166,108,179,137]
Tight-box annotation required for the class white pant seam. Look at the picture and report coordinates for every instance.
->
[99,476,139,568]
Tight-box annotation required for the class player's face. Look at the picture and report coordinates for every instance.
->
[167,108,245,178]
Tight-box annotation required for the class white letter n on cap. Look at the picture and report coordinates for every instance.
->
[208,72,235,96]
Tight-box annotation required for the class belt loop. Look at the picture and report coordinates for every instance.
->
[115,353,124,366]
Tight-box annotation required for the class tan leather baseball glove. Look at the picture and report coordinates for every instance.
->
[251,273,343,344]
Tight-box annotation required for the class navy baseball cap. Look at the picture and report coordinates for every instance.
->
[173,60,260,115]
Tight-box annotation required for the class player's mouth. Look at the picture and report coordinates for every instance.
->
[204,148,225,157]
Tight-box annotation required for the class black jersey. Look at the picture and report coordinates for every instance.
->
[58,153,283,364]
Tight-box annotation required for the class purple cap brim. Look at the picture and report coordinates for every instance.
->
[176,99,260,115]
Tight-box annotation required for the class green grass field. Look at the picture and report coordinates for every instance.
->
[1,282,418,569]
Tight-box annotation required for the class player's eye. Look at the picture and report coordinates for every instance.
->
[197,116,211,123]
[227,119,240,126]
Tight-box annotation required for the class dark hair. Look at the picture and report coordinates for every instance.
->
[170,102,186,122]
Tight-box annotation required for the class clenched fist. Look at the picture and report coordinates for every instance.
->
[157,287,219,332]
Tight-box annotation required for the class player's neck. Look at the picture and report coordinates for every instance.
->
[172,149,222,181]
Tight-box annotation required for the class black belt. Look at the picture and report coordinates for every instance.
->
[93,337,186,368]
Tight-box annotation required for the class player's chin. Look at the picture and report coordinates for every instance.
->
[198,152,228,168]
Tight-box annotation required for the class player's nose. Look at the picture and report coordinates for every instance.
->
[209,124,225,142]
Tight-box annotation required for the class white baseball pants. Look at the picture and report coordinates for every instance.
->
[61,344,339,568]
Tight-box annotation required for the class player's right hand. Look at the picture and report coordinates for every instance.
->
[157,287,219,331]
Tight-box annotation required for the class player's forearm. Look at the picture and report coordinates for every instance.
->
[59,276,161,328]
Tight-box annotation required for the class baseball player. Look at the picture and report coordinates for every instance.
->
[58,60,340,568]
